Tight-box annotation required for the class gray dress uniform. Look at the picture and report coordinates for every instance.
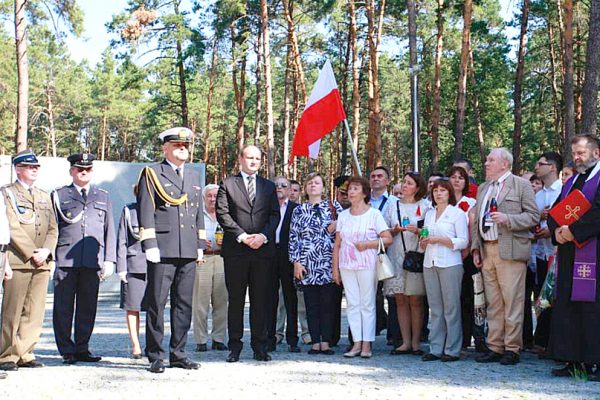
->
[116,203,147,311]
[137,158,206,364]
[52,183,116,358]
[0,195,8,281]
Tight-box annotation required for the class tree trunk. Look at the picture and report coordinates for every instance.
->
[430,0,444,172]
[254,30,262,144]
[563,0,575,156]
[512,0,529,174]
[283,38,292,176]
[204,37,218,163]
[581,0,600,136]
[260,0,275,178]
[45,81,57,157]
[365,0,385,172]
[173,1,188,127]
[230,24,246,151]
[15,0,28,152]
[407,0,419,170]
[468,50,486,168]
[282,0,307,105]
[547,18,563,145]
[349,0,361,174]
[100,111,107,161]
[453,0,472,161]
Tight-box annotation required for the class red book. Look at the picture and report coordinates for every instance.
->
[549,189,592,248]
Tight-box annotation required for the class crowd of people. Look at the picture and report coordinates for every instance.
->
[0,129,599,383]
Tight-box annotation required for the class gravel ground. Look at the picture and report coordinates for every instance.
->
[1,292,599,400]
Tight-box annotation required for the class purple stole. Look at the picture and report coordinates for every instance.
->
[559,164,600,302]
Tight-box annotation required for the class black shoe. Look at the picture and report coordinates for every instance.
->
[226,351,240,363]
[588,369,600,382]
[321,349,335,355]
[0,362,18,371]
[253,351,272,362]
[62,354,77,365]
[390,348,412,355]
[196,344,207,352]
[475,340,488,353]
[18,360,44,368]
[75,352,102,362]
[421,353,441,362]
[212,342,228,351]
[308,348,321,355]
[0,371,6,379]
[499,351,520,365]
[288,345,301,353]
[441,354,460,362]
[131,353,143,360]
[170,358,200,370]
[266,343,276,353]
[551,363,578,377]
[412,349,425,356]
[476,351,503,363]
[149,359,165,373]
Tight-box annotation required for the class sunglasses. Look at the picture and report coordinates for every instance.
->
[275,182,289,188]
[75,167,93,173]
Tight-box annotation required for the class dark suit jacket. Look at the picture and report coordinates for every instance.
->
[216,173,280,259]
[137,160,205,259]
[277,201,298,251]
[54,184,116,268]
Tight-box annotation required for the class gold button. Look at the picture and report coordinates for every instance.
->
[181,224,184,228]
[180,213,184,217]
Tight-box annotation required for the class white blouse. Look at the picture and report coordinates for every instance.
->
[422,205,469,268]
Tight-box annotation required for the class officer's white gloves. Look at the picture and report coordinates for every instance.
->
[197,249,204,263]
[118,271,128,283]
[101,261,115,279]
[146,247,161,263]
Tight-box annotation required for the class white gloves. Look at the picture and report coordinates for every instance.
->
[197,249,204,262]
[146,247,161,263]
[118,271,128,283]
[100,261,115,279]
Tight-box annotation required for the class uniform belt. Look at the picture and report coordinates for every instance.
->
[484,239,499,244]
[205,250,221,256]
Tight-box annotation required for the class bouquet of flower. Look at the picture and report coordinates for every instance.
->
[534,251,557,317]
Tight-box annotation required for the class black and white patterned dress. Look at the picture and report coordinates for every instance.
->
[289,200,342,286]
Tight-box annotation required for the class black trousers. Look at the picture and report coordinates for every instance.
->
[303,283,337,343]
[386,297,401,345]
[266,247,298,347]
[460,255,486,346]
[224,255,272,354]
[53,267,100,356]
[524,257,550,347]
[144,258,196,363]
[331,285,343,345]
[376,281,388,335]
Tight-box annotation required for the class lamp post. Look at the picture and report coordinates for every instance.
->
[409,65,421,172]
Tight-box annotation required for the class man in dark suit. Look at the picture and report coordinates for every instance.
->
[216,145,279,362]
[52,153,116,365]
[266,176,299,353]
[137,127,206,373]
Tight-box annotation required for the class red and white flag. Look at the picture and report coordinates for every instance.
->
[290,60,346,162]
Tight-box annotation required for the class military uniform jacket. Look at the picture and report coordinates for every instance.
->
[116,204,146,274]
[53,184,116,268]
[2,182,58,270]
[136,161,205,259]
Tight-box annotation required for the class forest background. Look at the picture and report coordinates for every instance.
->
[0,0,599,186]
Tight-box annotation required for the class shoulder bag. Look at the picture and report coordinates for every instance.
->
[376,236,395,281]
[397,201,424,273]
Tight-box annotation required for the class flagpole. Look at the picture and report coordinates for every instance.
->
[343,119,362,176]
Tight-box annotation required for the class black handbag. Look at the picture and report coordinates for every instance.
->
[397,201,424,273]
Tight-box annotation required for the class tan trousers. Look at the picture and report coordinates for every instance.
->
[482,243,526,354]
[192,255,228,344]
[0,269,50,363]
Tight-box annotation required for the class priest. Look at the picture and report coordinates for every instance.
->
[548,133,600,381]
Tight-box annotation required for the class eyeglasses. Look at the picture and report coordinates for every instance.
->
[75,167,92,173]
[275,182,289,188]
[536,162,552,167]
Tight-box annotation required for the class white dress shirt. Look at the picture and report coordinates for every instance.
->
[478,170,512,241]
[534,179,561,260]
[275,200,288,244]
[423,205,469,268]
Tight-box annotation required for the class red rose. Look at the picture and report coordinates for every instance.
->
[458,201,470,212]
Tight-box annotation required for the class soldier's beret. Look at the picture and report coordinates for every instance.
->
[159,127,193,144]
[12,149,40,167]
[67,153,95,168]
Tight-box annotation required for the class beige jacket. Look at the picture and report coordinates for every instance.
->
[471,173,540,262]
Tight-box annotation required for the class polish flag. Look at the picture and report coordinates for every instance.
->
[290,60,346,162]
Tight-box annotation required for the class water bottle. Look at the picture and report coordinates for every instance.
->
[402,216,410,227]
[420,227,429,238]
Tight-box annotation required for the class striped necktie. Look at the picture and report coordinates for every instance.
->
[247,175,255,203]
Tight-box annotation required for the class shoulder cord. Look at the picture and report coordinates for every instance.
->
[4,187,36,225]
[52,190,83,224]
[140,166,188,208]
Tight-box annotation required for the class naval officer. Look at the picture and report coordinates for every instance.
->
[136,127,206,373]
[52,153,116,365]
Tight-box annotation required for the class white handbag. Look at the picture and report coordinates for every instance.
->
[376,237,394,281]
